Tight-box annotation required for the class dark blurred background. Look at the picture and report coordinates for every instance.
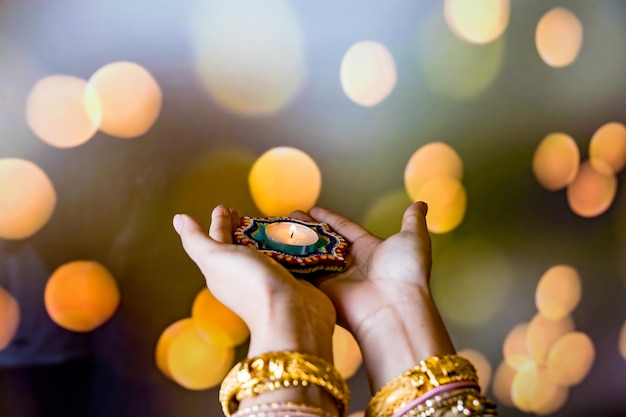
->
[0,0,625,416]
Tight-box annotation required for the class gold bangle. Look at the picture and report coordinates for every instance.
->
[366,355,478,417]
[219,351,350,417]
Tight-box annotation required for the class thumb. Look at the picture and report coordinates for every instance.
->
[173,214,217,268]
[400,201,428,234]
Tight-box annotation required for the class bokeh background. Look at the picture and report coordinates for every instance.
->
[1,0,626,416]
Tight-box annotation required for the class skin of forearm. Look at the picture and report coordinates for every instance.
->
[354,290,456,394]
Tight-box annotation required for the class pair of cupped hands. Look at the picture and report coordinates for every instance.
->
[172,202,454,394]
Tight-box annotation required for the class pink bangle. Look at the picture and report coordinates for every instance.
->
[389,381,480,417]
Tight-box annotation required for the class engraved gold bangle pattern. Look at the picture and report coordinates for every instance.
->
[365,355,479,417]
[220,351,350,417]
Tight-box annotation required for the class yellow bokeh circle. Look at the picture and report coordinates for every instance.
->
[503,323,532,371]
[191,287,249,347]
[444,0,510,44]
[535,7,584,68]
[44,261,120,332]
[167,325,234,390]
[457,348,492,392]
[566,161,617,218]
[404,142,463,200]
[492,361,516,407]
[0,287,20,351]
[340,41,397,107]
[619,320,626,361]
[511,364,567,414]
[88,61,162,138]
[26,75,102,148]
[535,265,581,320]
[412,176,466,234]
[155,318,194,379]
[249,147,322,216]
[0,158,57,240]
[547,331,595,387]
[532,133,580,191]
[526,313,574,366]
[589,122,626,175]
[332,325,362,379]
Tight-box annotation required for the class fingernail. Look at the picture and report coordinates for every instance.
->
[173,214,184,234]
[418,201,428,216]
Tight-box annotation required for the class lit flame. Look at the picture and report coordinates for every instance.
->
[289,224,296,239]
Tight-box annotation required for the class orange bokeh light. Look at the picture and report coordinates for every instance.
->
[332,325,362,379]
[0,287,20,351]
[191,288,249,347]
[532,133,580,191]
[457,348,492,392]
[511,364,567,414]
[535,7,583,68]
[535,265,581,320]
[249,147,322,216]
[88,61,162,138]
[589,122,626,175]
[340,41,397,107]
[156,318,194,379]
[566,161,617,218]
[444,0,510,44]
[619,320,626,361]
[404,142,463,200]
[44,261,120,332]
[167,325,234,390]
[547,331,595,386]
[526,313,574,366]
[503,323,532,370]
[411,176,466,234]
[491,361,516,407]
[0,158,57,240]
[26,75,102,148]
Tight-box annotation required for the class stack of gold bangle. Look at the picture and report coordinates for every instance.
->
[220,351,350,417]
[366,354,495,417]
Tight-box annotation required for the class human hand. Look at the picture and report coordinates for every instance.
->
[173,206,336,360]
[291,202,455,391]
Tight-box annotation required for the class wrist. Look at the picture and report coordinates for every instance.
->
[354,289,456,393]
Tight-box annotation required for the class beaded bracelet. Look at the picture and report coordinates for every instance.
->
[233,402,337,417]
[220,351,350,417]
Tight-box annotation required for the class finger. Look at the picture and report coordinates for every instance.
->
[309,207,371,242]
[289,210,315,223]
[401,201,428,234]
[209,205,234,244]
[229,208,241,235]
[173,213,218,265]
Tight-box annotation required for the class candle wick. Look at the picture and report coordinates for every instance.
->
[290,232,294,239]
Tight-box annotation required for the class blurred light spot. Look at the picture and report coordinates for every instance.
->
[191,288,249,347]
[168,148,260,220]
[535,387,569,416]
[503,323,532,370]
[526,313,574,366]
[619,321,626,361]
[167,324,234,390]
[457,348,492,392]
[348,412,364,417]
[155,318,194,379]
[44,261,120,332]
[26,75,101,148]
[512,364,567,414]
[535,7,583,68]
[547,332,595,386]
[418,10,504,100]
[535,265,581,320]
[444,0,510,44]
[566,161,617,218]
[532,133,580,191]
[0,287,20,351]
[589,122,626,175]
[332,325,362,379]
[190,0,305,116]
[362,190,413,238]
[249,147,321,216]
[432,240,513,326]
[88,62,162,138]
[404,142,463,200]
[340,41,397,107]
[411,176,466,234]
[0,158,56,240]
[492,361,516,407]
